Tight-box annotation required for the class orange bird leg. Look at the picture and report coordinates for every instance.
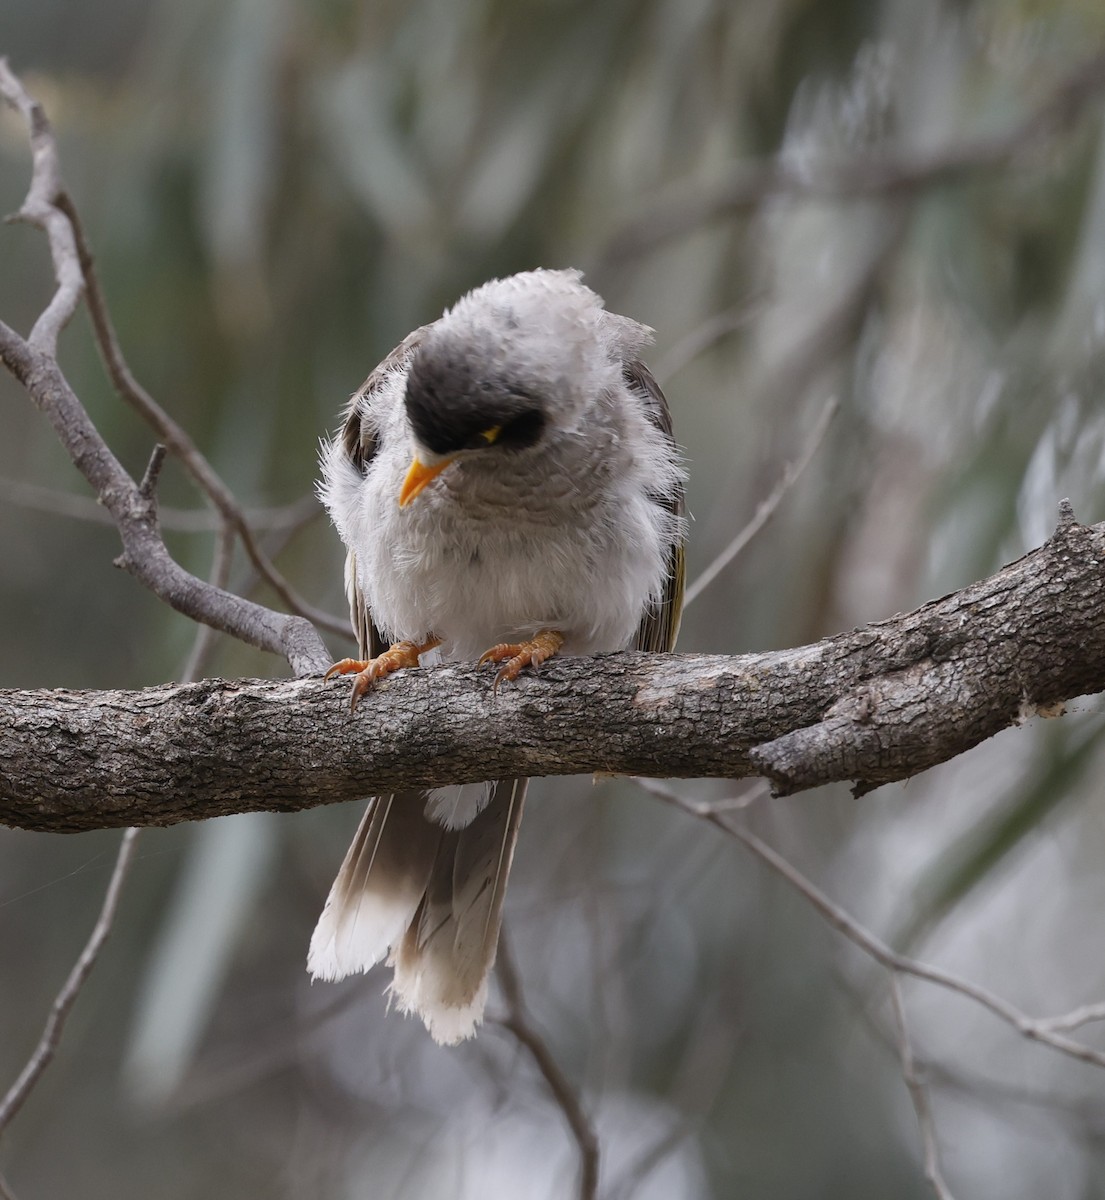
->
[325,636,443,712]
[478,629,565,692]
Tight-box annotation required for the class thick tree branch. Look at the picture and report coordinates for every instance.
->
[0,503,1101,832]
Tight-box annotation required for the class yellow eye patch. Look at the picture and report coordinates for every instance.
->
[480,425,503,444]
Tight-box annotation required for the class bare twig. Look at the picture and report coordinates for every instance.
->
[889,976,956,1200]
[606,954,744,1200]
[0,69,340,640]
[0,477,323,535]
[834,963,1105,1151]
[0,63,329,677]
[494,931,599,1200]
[640,777,1105,1194]
[0,544,251,1159]
[178,524,237,682]
[684,394,838,607]
[224,494,330,612]
[695,207,903,569]
[0,59,83,355]
[1035,1000,1105,1035]
[53,191,348,639]
[0,333,327,673]
[0,827,141,1134]
[653,299,765,384]
[137,443,168,500]
[638,781,1105,1074]
[0,540,230,1161]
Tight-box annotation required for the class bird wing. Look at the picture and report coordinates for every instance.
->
[337,324,430,658]
[308,323,442,986]
[623,359,686,654]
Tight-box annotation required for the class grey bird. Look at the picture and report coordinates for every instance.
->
[308,268,685,1043]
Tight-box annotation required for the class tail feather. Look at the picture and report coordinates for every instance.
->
[452,777,524,983]
[424,781,493,829]
[308,780,527,1045]
[307,792,440,981]
[391,779,527,1043]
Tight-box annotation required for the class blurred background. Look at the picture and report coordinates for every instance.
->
[3,0,1105,1196]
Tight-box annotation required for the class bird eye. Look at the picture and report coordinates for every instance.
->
[495,409,546,449]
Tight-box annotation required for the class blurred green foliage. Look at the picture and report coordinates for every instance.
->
[3,1,1105,1197]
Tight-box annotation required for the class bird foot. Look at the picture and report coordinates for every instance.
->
[478,630,565,692]
[325,637,442,711]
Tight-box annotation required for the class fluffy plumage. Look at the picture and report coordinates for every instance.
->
[309,268,685,1043]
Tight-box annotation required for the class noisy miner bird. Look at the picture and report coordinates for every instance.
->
[308,268,685,1044]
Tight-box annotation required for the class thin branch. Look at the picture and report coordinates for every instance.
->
[606,959,743,1200]
[889,975,956,1200]
[0,65,330,678]
[494,931,599,1200]
[6,74,340,632]
[0,553,232,1158]
[0,546,243,1156]
[0,827,141,1134]
[684,394,838,608]
[0,1165,16,1200]
[137,443,168,500]
[1,335,327,673]
[831,963,1105,1152]
[1035,1001,1105,1035]
[653,299,765,384]
[53,191,348,639]
[0,59,84,356]
[0,477,323,535]
[178,524,237,682]
[639,780,1105,1074]
[224,494,331,610]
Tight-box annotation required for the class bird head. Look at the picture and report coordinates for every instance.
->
[398,269,628,506]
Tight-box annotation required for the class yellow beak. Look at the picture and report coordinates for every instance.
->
[399,456,455,507]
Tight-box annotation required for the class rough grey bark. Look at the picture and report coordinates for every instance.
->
[1,503,1101,833]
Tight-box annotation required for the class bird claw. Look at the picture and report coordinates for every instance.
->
[478,630,565,694]
[324,640,436,712]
